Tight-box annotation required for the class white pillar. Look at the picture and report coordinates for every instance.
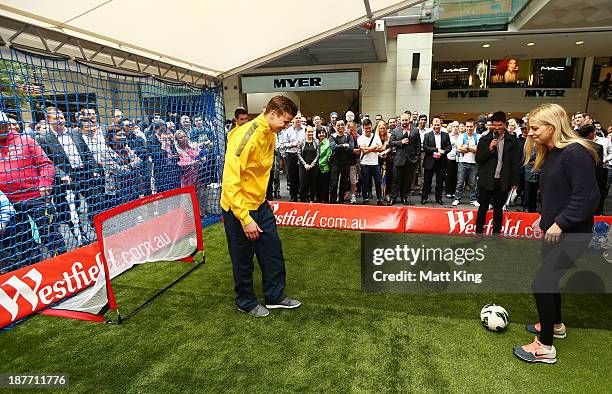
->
[223,76,242,119]
[361,40,397,121]
[395,32,433,117]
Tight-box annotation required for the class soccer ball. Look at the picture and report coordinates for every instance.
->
[480,304,509,331]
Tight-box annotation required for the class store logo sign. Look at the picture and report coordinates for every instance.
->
[540,66,565,71]
[447,90,489,98]
[442,68,468,73]
[525,89,565,97]
[273,77,322,89]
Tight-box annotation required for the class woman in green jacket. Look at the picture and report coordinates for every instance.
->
[316,128,332,202]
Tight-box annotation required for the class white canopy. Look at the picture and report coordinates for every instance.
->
[0,0,424,79]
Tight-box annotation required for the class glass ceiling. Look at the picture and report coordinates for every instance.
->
[418,0,531,32]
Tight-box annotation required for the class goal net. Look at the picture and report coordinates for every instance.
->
[42,187,203,322]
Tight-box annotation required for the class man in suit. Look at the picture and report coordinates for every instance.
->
[421,117,451,205]
[37,106,103,245]
[475,111,520,234]
[388,113,421,205]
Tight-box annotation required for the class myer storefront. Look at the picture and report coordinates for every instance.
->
[240,71,361,118]
[429,57,590,122]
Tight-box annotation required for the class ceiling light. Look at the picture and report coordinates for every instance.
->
[482,44,490,48]
[526,42,535,46]
[576,41,584,45]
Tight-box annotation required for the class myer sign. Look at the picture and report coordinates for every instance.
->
[241,72,360,93]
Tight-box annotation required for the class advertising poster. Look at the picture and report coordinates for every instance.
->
[490,58,530,85]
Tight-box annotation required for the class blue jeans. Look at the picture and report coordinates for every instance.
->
[454,162,478,201]
[360,164,382,200]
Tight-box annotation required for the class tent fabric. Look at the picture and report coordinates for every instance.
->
[0,0,424,79]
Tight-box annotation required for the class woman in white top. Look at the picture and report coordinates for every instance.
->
[357,119,383,205]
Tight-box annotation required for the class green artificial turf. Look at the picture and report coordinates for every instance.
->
[1,224,611,393]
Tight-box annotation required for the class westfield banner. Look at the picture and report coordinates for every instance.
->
[405,207,612,238]
[0,244,102,329]
[272,202,612,239]
[405,207,543,238]
[270,201,407,233]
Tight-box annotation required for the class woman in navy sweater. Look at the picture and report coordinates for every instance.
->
[514,103,599,364]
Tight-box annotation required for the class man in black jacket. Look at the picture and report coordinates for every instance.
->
[475,111,520,234]
[37,106,103,244]
[421,117,451,205]
[388,113,421,205]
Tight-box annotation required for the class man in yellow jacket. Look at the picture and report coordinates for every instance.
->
[221,96,301,317]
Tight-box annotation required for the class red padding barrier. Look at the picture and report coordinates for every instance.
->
[405,207,545,238]
[0,243,102,329]
[272,201,612,239]
[270,201,407,233]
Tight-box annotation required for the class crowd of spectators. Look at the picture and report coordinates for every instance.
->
[251,108,610,215]
[0,107,219,271]
[2,102,609,270]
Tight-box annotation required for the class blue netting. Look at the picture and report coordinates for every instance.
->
[0,47,225,273]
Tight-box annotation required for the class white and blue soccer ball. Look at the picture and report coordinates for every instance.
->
[480,304,509,332]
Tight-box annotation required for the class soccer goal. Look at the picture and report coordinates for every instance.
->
[41,186,204,323]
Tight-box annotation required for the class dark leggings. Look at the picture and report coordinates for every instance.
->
[532,229,591,345]
[533,293,563,346]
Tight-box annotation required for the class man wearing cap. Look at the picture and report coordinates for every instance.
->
[222,96,301,317]
[0,111,66,264]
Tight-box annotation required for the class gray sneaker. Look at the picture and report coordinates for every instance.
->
[266,297,302,309]
[238,304,269,317]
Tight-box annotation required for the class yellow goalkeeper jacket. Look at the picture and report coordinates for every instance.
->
[221,113,275,226]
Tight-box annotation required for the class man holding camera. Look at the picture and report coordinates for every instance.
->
[475,111,520,235]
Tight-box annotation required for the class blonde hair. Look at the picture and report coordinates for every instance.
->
[174,130,196,151]
[524,103,597,170]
